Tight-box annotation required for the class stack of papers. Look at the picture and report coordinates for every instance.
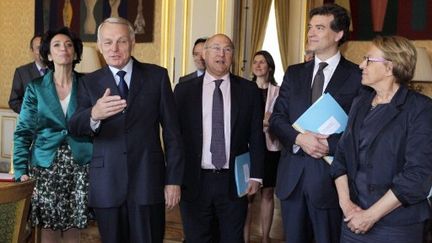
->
[0,172,15,182]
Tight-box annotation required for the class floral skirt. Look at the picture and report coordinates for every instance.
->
[30,143,89,231]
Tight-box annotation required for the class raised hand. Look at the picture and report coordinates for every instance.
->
[91,88,127,121]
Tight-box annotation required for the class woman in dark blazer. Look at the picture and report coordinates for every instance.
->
[13,27,92,242]
[331,36,432,243]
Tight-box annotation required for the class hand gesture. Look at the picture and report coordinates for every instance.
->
[91,88,127,121]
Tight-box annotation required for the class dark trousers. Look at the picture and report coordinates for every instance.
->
[280,175,342,243]
[94,201,165,243]
[341,220,424,243]
[180,171,248,243]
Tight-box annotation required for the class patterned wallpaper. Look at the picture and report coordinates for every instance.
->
[0,0,161,109]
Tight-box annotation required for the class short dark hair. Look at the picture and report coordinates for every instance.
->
[252,50,277,86]
[40,27,83,70]
[193,38,207,53]
[30,33,43,50]
[310,3,351,46]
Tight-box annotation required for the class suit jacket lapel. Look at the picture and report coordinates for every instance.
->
[127,60,145,108]
[66,73,78,121]
[101,66,121,97]
[362,87,407,150]
[31,62,41,78]
[193,78,204,148]
[351,91,374,171]
[230,74,240,131]
[42,72,67,126]
[325,57,350,94]
[300,61,314,106]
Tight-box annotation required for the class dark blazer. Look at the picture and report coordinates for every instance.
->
[69,59,184,208]
[174,74,265,201]
[331,86,432,225]
[9,62,42,113]
[13,71,92,180]
[178,71,200,83]
[269,56,362,208]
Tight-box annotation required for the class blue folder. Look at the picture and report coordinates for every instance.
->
[235,152,250,197]
[292,93,348,164]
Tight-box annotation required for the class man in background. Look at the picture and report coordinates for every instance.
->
[178,37,207,83]
[9,34,47,113]
[269,3,362,243]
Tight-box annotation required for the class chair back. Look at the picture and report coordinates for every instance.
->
[0,180,35,243]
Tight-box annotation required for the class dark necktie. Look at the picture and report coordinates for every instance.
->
[117,70,128,100]
[311,62,328,103]
[210,79,227,169]
[40,68,47,76]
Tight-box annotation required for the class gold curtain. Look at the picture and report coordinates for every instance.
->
[250,0,272,56]
[274,0,290,70]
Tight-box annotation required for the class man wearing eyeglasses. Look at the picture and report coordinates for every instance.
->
[269,3,362,243]
[174,34,265,242]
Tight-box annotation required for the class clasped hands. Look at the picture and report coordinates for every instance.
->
[91,88,127,121]
[340,199,378,235]
[295,131,329,159]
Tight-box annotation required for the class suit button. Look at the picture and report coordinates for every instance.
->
[368,184,375,192]
[123,152,127,155]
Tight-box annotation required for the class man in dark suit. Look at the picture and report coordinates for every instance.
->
[174,34,265,243]
[269,4,362,243]
[178,38,207,83]
[9,34,47,113]
[69,17,183,243]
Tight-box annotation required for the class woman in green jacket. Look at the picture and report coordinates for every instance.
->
[13,27,92,243]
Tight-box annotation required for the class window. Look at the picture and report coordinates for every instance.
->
[262,0,284,85]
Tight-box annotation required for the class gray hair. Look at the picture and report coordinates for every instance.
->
[97,17,135,42]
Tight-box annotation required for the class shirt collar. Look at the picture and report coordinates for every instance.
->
[108,58,133,77]
[197,69,204,77]
[314,51,341,70]
[203,71,230,85]
[35,62,45,72]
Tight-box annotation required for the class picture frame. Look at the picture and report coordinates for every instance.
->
[35,0,154,43]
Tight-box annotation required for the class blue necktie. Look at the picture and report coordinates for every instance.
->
[117,70,128,100]
[210,79,227,169]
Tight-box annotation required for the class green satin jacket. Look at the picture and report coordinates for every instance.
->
[13,71,92,180]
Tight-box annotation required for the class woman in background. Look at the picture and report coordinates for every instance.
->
[244,50,281,243]
[13,27,92,243]
[331,36,432,243]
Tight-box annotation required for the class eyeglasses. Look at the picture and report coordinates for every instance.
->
[363,56,391,66]
[206,45,234,54]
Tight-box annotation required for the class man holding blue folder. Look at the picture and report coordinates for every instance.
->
[269,3,362,243]
[174,34,264,243]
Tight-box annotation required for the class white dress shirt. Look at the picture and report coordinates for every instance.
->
[311,51,341,92]
[293,51,341,153]
[201,72,231,169]
[90,59,134,131]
